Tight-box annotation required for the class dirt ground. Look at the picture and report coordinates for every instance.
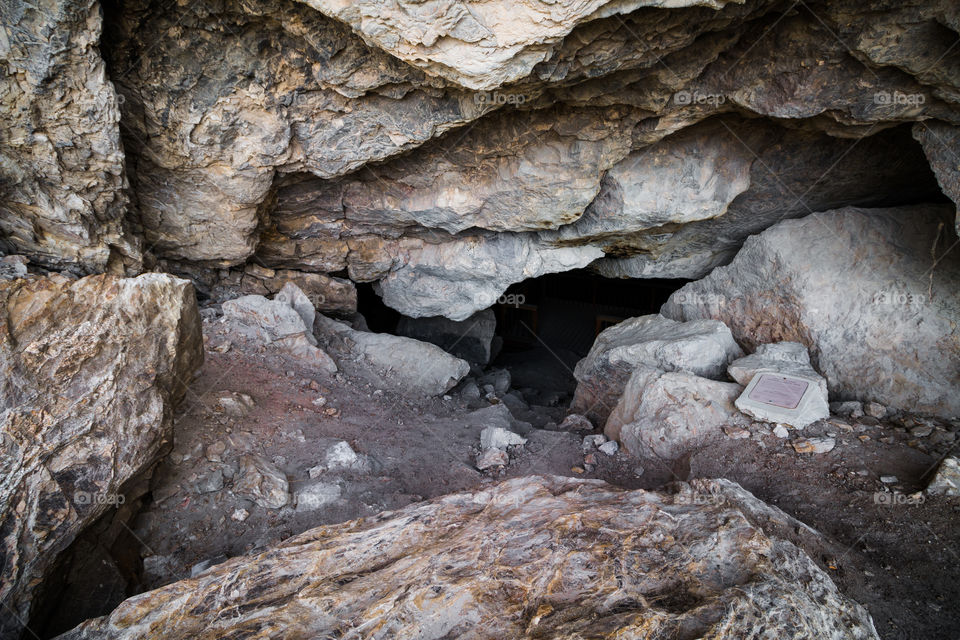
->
[124,313,960,640]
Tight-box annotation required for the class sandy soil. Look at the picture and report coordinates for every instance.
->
[123,313,960,640]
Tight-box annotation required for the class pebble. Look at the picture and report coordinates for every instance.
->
[571,466,585,474]
[723,426,751,440]
[910,425,933,437]
[773,425,790,439]
[792,437,836,454]
[880,475,898,484]
[598,441,619,456]
[584,453,597,465]
[205,440,226,462]
[864,402,886,419]
[582,434,607,452]
[476,448,509,470]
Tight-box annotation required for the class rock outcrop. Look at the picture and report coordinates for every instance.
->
[662,205,960,418]
[0,0,139,273]
[0,273,202,638]
[571,314,742,424]
[59,475,879,640]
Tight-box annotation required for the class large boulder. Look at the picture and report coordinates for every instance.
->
[662,205,960,418]
[571,314,743,424]
[315,314,470,396]
[221,284,337,373]
[607,370,746,459]
[0,273,202,638]
[59,476,879,639]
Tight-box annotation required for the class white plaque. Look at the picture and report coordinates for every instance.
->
[747,374,809,409]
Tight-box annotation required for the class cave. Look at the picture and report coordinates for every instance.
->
[3,0,960,638]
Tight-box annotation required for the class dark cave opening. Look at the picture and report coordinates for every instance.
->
[489,271,689,392]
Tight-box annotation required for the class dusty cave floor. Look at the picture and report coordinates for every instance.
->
[127,314,960,640]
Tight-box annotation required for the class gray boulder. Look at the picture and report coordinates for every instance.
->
[611,371,746,460]
[315,314,469,396]
[663,205,960,419]
[571,314,743,424]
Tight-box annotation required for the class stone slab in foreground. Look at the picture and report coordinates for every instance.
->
[60,476,878,640]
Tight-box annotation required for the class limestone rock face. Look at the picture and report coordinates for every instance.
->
[662,205,960,418]
[0,273,203,638]
[59,475,879,640]
[106,0,497,265]
[298,0,741,90]
[0,0,139,273]
[571,314,742,424]
[913,121,960,236]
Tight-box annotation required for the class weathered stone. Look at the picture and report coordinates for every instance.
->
[913,121,960,236]
[475,448,509,470]
[222,286,338,373]
[479,427,527,451]
[295,482,342,512]
[613,371,745,460]
[864,402,887,419]
[792,437,836,455]
[0,0,140,273]
[396,309,496,364]
[58,476,880,640]
[663,205,960,419]
[557,414,595,433]
[572,314,742,425]
[308,441,369,476]
[0,273,202,637]
[234,455,289,509]
[926,457,960,496]
[314,314,469,396]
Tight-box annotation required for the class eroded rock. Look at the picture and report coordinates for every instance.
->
[663,205,960,419]
[58,476,880,640]
[571,314,742,424]
[0,273,202,637]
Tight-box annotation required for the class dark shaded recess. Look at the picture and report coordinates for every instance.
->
[491,271,689,392]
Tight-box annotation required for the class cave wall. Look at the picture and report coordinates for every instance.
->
[1,0,959,318]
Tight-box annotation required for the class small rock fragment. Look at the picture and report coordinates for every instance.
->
[880,475,898,484]
[792,437,836,454]
[231,508,249,522]
[598,441,619,456]
[476,448,509,470]
[723,426,751,439]
[480,426,527,451]
[295,482,342,512]
[582,434,607,452]
[926,457,960,496]
[773,425,790,439]
[558,414,594,433]
[864,402,886,419]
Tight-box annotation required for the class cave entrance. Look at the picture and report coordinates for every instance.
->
[489,271,688,393]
